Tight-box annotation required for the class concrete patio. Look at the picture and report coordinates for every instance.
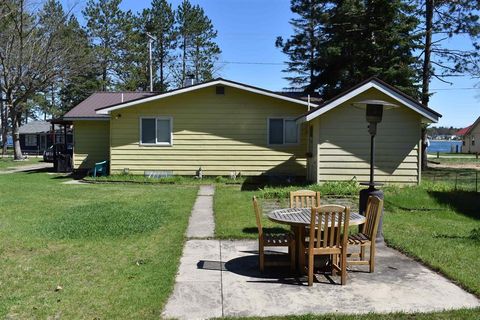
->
[163,239,480,319]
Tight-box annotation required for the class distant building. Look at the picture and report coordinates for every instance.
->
[18,120,72,154]
[456,118,479,153]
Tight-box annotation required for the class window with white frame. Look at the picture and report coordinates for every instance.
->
[268,118,299,145]
[140,117,172,145]
[25,134,37,147]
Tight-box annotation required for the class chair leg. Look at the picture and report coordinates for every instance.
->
[360,245,366,261]
[332,254,338,276]
[369,243,375,273]
[308,253,314,286]
[289,241,295,272]
[259,244,264,273]
[341,249,347,285]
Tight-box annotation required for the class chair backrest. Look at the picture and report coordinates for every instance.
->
[363,196,383,240]
[252,196,263,238]
[290,190,321,208]
[309,205,350,250]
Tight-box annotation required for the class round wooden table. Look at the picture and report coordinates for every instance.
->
[268,208,366,272]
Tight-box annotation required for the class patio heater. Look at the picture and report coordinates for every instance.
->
[353,100,397,242]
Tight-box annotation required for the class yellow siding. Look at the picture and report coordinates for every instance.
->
[73,121,110,169]
[314,88,421,185]
[109,86,308,176]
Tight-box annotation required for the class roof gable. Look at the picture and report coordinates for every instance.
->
[463,115,480,136]
[297,77,441,123]
[95,78,317,115]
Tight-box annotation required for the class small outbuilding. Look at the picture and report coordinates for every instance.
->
[18,120,72,155]
[456,116,480,153]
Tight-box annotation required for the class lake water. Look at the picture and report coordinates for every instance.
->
[427,140,463,153]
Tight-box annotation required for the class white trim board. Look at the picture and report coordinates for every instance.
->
[96,79,317,115]
[297,80,439,124]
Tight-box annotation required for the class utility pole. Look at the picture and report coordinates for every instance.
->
[147,33,157,92]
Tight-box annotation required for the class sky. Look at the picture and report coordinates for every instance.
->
[62,0,480,128]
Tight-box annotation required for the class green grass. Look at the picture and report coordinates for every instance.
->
[84,173,246,185]
[0,172,198,319]
[220,308,480,319]
[0,156,42,170]
[383,184,480,296]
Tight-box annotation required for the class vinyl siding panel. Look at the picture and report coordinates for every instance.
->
[73,121,110,169]
[109,86,308,176]
[315,88,421,185]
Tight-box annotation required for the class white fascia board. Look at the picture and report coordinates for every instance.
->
[96,80,316,115]
[298,80,438,124]
[63,117,110,121]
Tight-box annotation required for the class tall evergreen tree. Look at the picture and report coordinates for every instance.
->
[83,0,125,90]
[188,5,221,82]
[279,0,421,99]
[275,0,326,90]
[115,10,150,91]
[174,0,220,86]
[146,0,176,92]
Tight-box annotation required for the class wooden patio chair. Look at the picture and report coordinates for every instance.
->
[306,205,350,286]
[347,196,383,273]
[289,190,321,208]
[252,196,295,272]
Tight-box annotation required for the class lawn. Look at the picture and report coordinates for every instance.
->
[0,156,43,170]
[0,172,197,319]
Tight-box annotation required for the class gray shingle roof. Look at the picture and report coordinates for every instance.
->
[63,92,157,119]
[18,121,52,134]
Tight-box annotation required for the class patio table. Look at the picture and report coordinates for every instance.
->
[267,207,366,273]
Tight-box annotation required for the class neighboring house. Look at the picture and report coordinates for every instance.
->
[18,120,72,154]
[456,117,480,153]
[63,78,441,184]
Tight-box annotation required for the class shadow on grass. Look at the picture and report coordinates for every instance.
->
[428,190,480,220]
[242,227,290,235]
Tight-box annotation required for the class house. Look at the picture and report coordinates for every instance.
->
[63,78,441,184]
[18,120,72,154]
[456,117,479,153]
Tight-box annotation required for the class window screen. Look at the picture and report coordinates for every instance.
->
[269,119,284,144]
[141,118,156,144]
[156,118,171,144]
[284,120,298,144]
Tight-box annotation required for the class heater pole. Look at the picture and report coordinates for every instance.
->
[370,134,375,186]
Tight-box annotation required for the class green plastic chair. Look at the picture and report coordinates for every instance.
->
[93,160,108,177]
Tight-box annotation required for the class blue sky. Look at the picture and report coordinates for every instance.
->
[63,0,479,128]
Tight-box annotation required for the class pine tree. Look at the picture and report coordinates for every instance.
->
[83,0,125,90]
[146,0,176,92]
[280,0,421,99]
[174,0,221,86]
[188,5,221,82]
[276,0,326,91]
[115,10,150,91]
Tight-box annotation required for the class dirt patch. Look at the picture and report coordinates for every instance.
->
[429,162,480,171]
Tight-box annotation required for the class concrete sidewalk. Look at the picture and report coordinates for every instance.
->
[0,161,52,174]
[163,240,480,319]
[186,185,215,239]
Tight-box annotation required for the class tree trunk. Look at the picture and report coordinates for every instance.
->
[11,109,23,160]
[421,0,434,171]
[0,100,8,155]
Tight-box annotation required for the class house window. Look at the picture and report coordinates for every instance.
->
[140,117,172,145]
[472,137,475,146]
[25,134,37,147]
[268,118,299,145]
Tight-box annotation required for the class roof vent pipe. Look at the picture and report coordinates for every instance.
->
[183,75,196,87]
[307,94,311,111]
[121,93,124,103]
